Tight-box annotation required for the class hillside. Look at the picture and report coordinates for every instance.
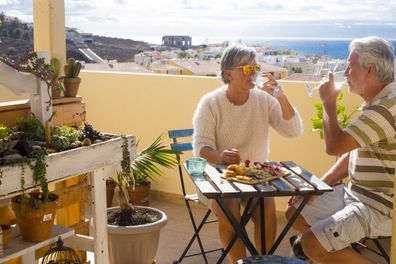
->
[85,36,152,62]
[0,14,152,62]
[0,35,152,63]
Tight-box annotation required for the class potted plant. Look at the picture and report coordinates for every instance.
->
[128,135,179,205]
[6,116,59,242]
[107,135,179,264]
[311,92,360,139]
[0,51,63,103]
[63,58,82,97]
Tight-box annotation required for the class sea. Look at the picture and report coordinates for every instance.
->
[243,39,396,59]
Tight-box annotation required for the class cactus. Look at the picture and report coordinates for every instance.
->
[64,58,81,78]
[50,58,60,76]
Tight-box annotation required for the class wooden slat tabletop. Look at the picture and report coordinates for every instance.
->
[186,161,332,200]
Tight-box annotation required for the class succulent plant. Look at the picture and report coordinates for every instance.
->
[50,125,80,151]
[64,58,81,78]
[49,58,64,91]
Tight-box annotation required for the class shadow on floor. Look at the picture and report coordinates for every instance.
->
[152,198,297,264]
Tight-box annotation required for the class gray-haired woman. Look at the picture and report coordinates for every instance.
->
[192,43,303,262]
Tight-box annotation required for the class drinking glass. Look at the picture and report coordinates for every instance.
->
[186,157,207,177]
[306,69,346,97]
[255,73,268,88]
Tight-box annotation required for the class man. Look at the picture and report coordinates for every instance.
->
[285,36,395,264]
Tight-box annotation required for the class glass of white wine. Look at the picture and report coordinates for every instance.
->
[255,72,267,88]
[306,69,346,97]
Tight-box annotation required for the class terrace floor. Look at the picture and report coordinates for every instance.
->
[151,197,390,264]
[90,196,390,264]
[152,197,298,264]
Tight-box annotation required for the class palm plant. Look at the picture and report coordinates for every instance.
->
[111,134,180,218]
[129,136,180,188]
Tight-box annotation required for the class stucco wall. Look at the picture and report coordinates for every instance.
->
[0,72,362,211]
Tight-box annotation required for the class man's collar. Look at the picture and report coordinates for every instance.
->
[365,81,396,107]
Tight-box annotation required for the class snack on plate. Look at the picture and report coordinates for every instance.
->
[224,170,236,178]
[236,175,252,182]
[227,163,246,175]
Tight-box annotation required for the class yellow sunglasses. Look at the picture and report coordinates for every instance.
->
[235,64,261,76]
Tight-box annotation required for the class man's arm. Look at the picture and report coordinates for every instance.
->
[322,100,359,155]
[321,152,350,185]
[320,74,360,156]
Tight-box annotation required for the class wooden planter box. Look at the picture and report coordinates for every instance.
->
[0,135,136,264]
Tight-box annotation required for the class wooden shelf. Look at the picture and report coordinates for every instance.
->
[0,225,74,263]
[0,135,136,264]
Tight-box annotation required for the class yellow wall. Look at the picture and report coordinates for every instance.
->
[76,72,361,211]
[0,74,362,211]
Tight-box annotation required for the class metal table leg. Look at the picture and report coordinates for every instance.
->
[217,198,259,263]
[269,195,309,254]
[215,198,259,260]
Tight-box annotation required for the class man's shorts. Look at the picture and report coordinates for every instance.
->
[293,185,391,252]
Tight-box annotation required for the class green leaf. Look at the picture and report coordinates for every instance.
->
[310,91,360,140]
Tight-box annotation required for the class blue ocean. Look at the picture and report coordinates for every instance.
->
[243,39,396,59]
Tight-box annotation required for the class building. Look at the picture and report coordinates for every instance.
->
[167,60,220,76]
[258,63,288,79]
[83,61,151,73]
[162,35,192,48]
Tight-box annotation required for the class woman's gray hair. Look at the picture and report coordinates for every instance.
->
[220,44,257,84]
[349,36,395,84]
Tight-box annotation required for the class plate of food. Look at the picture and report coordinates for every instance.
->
[220,160,291,185]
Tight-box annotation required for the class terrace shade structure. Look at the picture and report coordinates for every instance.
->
[0,1,394,263]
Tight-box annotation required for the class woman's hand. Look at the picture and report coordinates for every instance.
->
[258,73,283,98]
[220,148,241,165]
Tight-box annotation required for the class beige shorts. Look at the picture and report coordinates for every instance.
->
[294,185,391,252]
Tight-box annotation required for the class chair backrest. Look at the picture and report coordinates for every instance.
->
[168,128,193,197]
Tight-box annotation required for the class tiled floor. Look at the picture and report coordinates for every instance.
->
[152,197,390,264]
[151,198,297,264]
[90,197,390,264]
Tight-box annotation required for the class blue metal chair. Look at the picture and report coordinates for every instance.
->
[353,237,390,263]
[168,128,223,264]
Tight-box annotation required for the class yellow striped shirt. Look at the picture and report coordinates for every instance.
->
[345,82,396,216]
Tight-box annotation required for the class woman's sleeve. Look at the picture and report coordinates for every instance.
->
[192,96,217,157]
[268,97,303,138]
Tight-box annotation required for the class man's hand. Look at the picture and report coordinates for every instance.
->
[288,195,317,206]
[220,148,241,165]
[319,72,340,104]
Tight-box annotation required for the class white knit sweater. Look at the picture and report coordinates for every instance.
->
[192,86,303,162]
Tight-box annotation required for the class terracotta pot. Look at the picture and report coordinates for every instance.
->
[106,179,116,208]
[1,224,11,249]
[11,193,59,242]
[64,77,81,97]
[127,182,150,206]
[107,206,167,264]
[51,86,62,99]
[0,203,16,226]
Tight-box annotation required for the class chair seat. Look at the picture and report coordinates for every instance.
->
[184,194,199,202]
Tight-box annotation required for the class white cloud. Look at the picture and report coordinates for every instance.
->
[1,0,395,43]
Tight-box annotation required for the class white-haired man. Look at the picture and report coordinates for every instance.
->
[286,36,395,263]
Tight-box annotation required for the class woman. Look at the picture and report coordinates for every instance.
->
[192,44,303,262]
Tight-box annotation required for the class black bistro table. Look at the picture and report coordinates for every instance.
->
[186,161,333,264]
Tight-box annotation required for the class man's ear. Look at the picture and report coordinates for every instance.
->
[367,63,377,77]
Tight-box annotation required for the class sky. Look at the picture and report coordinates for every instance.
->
[1,0,396,45]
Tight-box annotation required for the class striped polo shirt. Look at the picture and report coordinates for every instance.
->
[345,82,396,216]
